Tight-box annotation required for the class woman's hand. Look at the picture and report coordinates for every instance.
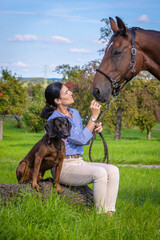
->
[90,100,101,120]
[94,122,103,133]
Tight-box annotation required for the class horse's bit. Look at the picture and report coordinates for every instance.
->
[96,28,136,96]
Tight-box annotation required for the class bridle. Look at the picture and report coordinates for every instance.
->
[96,27,137,96]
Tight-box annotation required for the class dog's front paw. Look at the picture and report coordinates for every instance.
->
[32,182,40,191]
[55,184,63,194]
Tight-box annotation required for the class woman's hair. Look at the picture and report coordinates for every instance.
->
[41,82,63,119]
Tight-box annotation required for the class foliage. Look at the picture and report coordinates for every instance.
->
[23,101,45,133]
[55,64,81,82]
[22,82,46,133]
[26,82,46,100]
[98,18,113,54]
[0,69,28,119]
[101,80,138,133]
[135,75,160,136]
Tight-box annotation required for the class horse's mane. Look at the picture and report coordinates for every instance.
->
[107,27,158,48]
[130,27,159,34]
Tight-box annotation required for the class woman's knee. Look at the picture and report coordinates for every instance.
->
[109,165,119,181]
[94,167,108,183]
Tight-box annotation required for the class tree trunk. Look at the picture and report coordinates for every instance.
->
[147,129,151,139]
[115,107,122,140]
[0,119,3,141]
[14,114,22,128]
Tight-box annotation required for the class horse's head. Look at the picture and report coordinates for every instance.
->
[93,16,141,102]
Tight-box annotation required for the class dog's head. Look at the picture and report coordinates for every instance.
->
[44,117,72,141]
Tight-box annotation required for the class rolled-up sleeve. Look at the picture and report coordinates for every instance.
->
[67,126,93,145]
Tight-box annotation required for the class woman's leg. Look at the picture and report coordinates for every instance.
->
[51,160,108,213]
[85,162,119,212]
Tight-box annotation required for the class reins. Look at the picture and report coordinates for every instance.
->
[96,27,136,97]
[89,96,117,163]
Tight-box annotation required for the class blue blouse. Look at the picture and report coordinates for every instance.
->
[48,108,93,156]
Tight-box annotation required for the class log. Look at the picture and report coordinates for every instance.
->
[0,180,94,206]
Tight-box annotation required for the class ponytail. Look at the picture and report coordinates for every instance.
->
[40,82,63,119]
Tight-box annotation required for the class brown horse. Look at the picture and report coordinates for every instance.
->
[93,16,160,102]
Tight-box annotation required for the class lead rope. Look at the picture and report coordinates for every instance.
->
[89,96,117,163]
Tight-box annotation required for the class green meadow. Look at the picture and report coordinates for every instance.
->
[0,118,160,240]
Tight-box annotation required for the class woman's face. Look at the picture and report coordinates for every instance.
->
[59,85,74,106]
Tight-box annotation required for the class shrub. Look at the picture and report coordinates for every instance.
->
[23,101,45,133]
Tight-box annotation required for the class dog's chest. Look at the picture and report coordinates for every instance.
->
[43,142,65,166]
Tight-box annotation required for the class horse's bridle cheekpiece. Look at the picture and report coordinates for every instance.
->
[96,27,136,96]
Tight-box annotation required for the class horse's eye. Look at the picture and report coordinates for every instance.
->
[113,49,122,57]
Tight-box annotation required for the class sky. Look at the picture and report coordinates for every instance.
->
[0,0,160,79]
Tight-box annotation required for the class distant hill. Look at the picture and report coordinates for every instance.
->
[20,77,63,83]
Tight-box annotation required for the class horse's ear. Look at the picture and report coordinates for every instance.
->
[109,17,119,33]
[116,16,127,36]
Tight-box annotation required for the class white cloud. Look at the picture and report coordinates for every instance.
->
[6,34,73,45]
[69,48,91,53]
[50,36,73,44]
[12,61,28,67]
[137,14,150,23]
[7,34,38,42]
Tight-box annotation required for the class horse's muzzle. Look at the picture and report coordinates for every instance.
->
[92,87,111,103]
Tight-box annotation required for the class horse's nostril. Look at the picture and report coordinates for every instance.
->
[93,88,100,97]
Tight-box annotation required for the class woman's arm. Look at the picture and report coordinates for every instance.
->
[67,101,102,145]
[86,100,102,132]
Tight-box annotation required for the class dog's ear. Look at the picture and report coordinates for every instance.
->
[44,119,56,138]
[66,118,72,131]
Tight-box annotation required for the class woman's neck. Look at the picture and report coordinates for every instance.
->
[56,106,72,119]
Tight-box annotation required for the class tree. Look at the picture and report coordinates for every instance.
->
[101,81,138,140]
[0,69,28,140]
[23,82,46,133]
[23,101,45,133]
[135,75,160,139]
[55,64,81,82]
[26,82,46,100]
[98,18,113,54]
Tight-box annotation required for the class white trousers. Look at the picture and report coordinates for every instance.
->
[51,156,119,213]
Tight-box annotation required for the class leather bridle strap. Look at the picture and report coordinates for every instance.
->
[96,27,136,96]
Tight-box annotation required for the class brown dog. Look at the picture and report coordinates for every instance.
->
[16,117,72,193]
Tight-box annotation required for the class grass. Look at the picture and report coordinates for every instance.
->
[0,118,160,240]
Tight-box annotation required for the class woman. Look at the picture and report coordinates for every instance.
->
[41,82,119,215]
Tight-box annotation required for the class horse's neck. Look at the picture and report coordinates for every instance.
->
[136,29,160,79]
